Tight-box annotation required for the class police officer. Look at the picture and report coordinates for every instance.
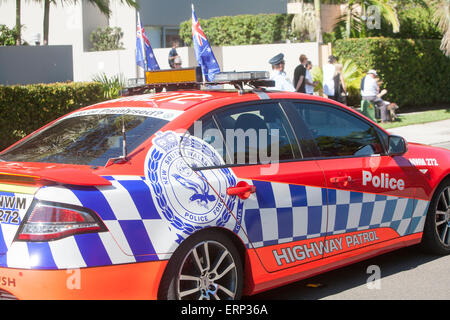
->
[268,53,295,92]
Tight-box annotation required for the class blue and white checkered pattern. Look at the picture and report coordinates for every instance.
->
[1,176,430,270]
[238,180,429,249]
[3,176,181,270]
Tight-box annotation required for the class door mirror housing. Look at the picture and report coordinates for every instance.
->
[387,135,408,156]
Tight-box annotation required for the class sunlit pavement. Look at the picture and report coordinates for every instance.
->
[388,119,450,150]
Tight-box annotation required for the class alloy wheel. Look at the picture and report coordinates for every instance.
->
[176,240,238,300]
[435,186,450,246]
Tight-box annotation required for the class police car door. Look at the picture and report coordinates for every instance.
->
[184,101,329,273]
[289,102,427,260]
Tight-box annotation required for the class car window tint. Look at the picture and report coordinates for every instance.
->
[214,103,299,165]
[292,103,383,158]
[188,116,229,164]
[0,114,168,166]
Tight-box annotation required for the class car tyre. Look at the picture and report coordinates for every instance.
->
[421,178,450,255]
[158,228,243,300]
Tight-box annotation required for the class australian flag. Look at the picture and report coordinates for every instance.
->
[191,4,220,81]
[136,12,160,71]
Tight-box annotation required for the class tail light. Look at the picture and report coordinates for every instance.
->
[16,201,106,241]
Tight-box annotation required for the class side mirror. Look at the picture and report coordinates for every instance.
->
[387,135,408,156]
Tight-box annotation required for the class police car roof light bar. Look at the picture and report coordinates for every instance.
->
[122,69,274,96]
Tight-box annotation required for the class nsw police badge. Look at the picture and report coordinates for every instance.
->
[146,131,239,236]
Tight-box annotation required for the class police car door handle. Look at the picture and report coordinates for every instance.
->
[330,175,352,186]
[227,181,256,200]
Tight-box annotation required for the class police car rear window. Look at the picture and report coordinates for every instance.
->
[0,114,168,166]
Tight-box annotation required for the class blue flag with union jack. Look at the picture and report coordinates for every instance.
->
[191,5,220,81]
[136,13,160,71]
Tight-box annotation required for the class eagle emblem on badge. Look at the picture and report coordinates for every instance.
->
[172,172,216,208]
[145,131,238,236]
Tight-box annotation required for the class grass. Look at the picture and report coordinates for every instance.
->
[378,108,450,129]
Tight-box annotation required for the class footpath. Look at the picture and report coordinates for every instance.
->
[387,119,450,149]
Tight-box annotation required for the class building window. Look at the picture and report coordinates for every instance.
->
[163,27,181,48]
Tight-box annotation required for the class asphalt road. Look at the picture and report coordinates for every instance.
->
[245,120,450,301]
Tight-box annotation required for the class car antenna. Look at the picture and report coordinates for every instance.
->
[121,116,128,159]
[105,116,128,167]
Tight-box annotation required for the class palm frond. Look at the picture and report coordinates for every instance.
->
[431,0,450,56]
[367,0,400,33]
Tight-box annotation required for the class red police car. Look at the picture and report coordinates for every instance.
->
[0,71,449,300]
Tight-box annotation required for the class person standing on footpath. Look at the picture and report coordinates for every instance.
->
[268,53,295,92]
[323,55,338,100]
[305,61,317,95]
[293,54,308,93]
[333,63,347,104]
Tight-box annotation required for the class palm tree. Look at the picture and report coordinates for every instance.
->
[430,0,450,56]
[15,0,21,45]
[290,0,326,42]
[36,0,138,45]
[314,0,322,43]
[337,0,400,38]
[0,0,22,45]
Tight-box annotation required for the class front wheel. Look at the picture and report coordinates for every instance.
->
[421,178,450,255]
[158,229,243,300]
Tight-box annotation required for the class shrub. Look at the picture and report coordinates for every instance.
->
[90,27,124,51]
[0,25,19,46]
[92,73,125,100]
[0,82,105,150]
[389,4,442,40]
[179,14,294,46]
[327,4,442,45]
[333,38,450,109]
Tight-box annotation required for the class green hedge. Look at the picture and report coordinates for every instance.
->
[180,14,293,46]
[0,82,105,150]
[333,38,450,109]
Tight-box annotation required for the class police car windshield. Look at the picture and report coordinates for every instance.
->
[0,114,168,166]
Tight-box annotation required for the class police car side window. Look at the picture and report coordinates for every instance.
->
[214,103,299,165]
[292,103,384,158]
[188,116,229,164]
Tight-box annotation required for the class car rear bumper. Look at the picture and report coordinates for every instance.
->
[0,260,168,300]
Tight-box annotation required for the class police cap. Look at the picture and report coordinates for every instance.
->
[269,53,285,65]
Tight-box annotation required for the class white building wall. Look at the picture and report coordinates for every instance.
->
[1,1,324,84]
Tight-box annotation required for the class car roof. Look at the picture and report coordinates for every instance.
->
[81,90,340,113]
[81,91,237,112]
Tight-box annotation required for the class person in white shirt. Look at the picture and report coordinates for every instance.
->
[305,61,317,95]
[323,55,337,99]
[361,69,390,122]
[268,53,295,92]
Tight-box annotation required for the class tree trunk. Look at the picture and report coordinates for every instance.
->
[15,0,21,45]
[43,0,50,45]
[314,0,322,43]
[346,3,352,38]
[360,1,367,38]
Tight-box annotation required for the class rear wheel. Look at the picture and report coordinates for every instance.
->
[421,178,450,255]
[158,229,243,300]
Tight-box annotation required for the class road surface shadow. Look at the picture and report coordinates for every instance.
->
[244,245,445,300]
